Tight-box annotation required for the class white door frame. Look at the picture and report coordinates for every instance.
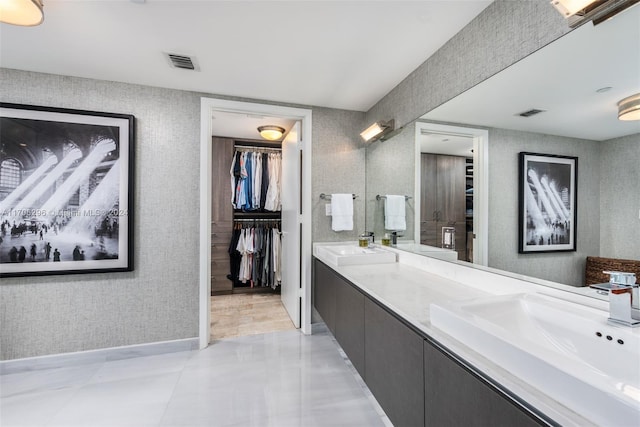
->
[199,98,313,349]
[414,122,488,266]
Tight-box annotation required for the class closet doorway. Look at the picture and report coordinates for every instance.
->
[414,122,488,266]
[199,99,313,349]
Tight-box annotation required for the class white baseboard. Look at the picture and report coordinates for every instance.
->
[0,337,199,375]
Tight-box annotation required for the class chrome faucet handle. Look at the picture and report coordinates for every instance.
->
[603,270,636,286]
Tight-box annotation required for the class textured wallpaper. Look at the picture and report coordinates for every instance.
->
[0,69,366,359]
[0,0,586,359]
[599,133,640,260]
[487,128,601,287]
[365,124,416,241]
[365,0,569,129]
[311,107,367,242]
[0,69,202,359]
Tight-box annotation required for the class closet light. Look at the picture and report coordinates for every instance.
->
[258,125,285,141]
[360,120,394,143]
[618,93,640,121]
[0,0,44,26]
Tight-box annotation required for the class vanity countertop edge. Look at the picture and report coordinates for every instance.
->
[312,241,607,427]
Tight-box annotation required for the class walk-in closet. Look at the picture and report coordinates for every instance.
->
[209,123,302,341]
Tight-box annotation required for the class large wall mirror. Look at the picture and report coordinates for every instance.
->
[365,4,639,290]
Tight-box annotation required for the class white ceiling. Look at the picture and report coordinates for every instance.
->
[0,0,492,112]
[422,3,640,141]
[420,133,472,156]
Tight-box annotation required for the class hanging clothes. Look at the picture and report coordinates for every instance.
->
[230,148,281,212]
[229,221,281,288]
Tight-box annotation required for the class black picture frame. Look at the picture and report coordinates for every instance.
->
[0,103,134,277]
[518,152,577,254]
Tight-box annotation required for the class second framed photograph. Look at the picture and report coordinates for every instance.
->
[518,152,577,254]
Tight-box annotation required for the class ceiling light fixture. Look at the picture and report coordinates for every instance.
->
[550,0,639,27]
[617,93,640,121]
[258,125,285,141]
[0,0,44,26]
[360,120,394,143]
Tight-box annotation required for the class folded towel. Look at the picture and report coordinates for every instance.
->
[331,193,353,231]
[384,195,406,231]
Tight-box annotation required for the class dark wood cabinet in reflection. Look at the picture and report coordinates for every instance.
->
[420,153,468,260]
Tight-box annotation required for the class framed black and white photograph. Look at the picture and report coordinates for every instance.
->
[519,152,577,254]
[0,103,134,277]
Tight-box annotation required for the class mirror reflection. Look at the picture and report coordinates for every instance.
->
[366,5,640,289]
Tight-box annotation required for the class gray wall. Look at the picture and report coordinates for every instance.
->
[366,123,605,287]
[312,107,367,242]
[0,69,365,360]
[366,0,569,129]
[600,133,640,260]
[0,0,588,359]
[487,128,601,286]
[1,70,201,360]
[365,124,416,241]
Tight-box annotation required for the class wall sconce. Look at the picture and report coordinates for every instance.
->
[550,0,639,27]
[0,0,44,26]
[257,125,285,141]
[618,93,640,121]
[360,120,394,143]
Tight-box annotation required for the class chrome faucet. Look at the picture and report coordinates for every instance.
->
[605,271,640,327]
[364,231,374,244]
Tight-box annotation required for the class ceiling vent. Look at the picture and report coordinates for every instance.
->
[165,53,199,71]
[517,109,546,118]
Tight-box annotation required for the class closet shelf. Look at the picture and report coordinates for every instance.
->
[233,211,281,219]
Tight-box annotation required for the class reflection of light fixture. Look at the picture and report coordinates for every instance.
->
[551,0,599,17]
[258,125,285,141]
[550,0,639,27]
[618,93,640,121]
[0,0,44,26]
[360,120,394,142]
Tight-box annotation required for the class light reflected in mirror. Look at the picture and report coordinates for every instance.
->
[366,4,640,292]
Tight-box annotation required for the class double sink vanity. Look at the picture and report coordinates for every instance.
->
[313,242,640,427]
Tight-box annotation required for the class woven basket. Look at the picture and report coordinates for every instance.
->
[585,256,640,285]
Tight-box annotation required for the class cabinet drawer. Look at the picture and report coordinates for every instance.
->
[211,231,233,243]
[211,246,229,260]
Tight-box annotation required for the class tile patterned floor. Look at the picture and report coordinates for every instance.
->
[210,293,296,341]
[0,330,391,427]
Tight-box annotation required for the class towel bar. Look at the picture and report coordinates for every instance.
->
[320,193,357,200]
[376,195,412,201]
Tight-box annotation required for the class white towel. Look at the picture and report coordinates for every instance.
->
[331,193,353,231]
[384,195,406,231]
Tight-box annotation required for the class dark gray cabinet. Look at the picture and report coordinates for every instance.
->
[313,259,336,334]
[312,257,551,427]
[365,298,425,427]
[335,276,366,378]
[424,340,546,427]
[314,258,366,377]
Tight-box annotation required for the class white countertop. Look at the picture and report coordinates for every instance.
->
[313,241,604,427]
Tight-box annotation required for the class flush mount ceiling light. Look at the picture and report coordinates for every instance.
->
[360,120,394,143]
[258,125,285,141]
[550,0,639,27]
[617,93,640,121]
[0,0,44,26]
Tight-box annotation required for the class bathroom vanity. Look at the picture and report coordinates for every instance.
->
[313,242,639,427]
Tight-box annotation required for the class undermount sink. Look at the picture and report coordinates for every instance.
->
[430,293,640,426]
[314,244,396,266]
